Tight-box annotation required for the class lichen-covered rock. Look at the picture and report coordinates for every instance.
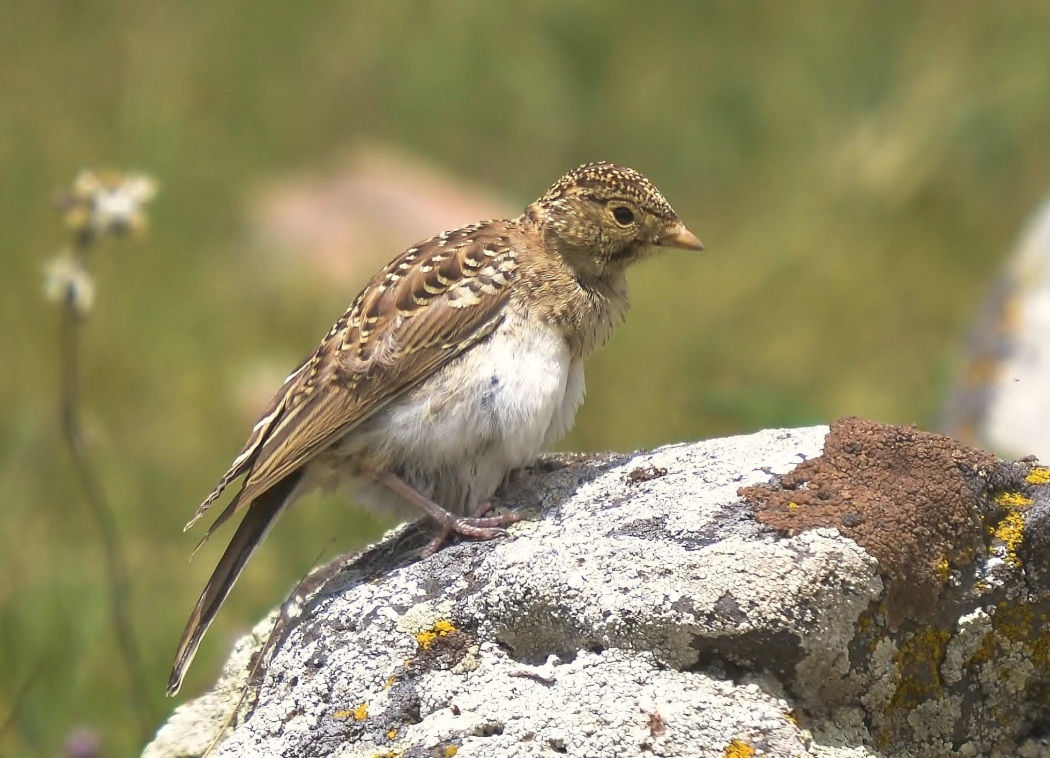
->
[744,419,1050,755]
[144,421,1050,758]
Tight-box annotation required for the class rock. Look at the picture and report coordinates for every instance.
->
[144,420,1050,758]
[247,145,513,285]
[941,195,1050,460]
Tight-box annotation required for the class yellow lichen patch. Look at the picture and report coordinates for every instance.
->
[372,752,401,758]
[889,626,952,711]
[385,674,397,689]
[332,709,354,722]
[353,703,369,721]
[787,501,799,510]
[724,739,757,758]
[1026,467,1050,485]
[989,602,1050,669]
[386,728,398,740]
[967,632,997,667]
[995,491,1033,507]
[444,747,459,757]
[958,615,1050,704]
[993,510,1027,568]
[935,557,950,582]
[994,601,1031,638]
[1030,630,1050,667]
[415,619,458,650]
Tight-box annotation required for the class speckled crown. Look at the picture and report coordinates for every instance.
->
[539,162,677,220]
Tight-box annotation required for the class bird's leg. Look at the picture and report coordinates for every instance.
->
[502,466,527,488]
[472,498,498,518]
[369,470,521,555]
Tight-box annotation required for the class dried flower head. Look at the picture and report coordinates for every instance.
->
[44,251,95,315]
[45,169,157,314]
[57,170,157,241]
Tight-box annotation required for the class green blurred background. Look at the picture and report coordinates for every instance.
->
[3,2,1050,755]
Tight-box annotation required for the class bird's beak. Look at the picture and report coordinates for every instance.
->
[656,222,705,251]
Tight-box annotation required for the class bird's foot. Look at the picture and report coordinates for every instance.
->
[369,469,521,556]
[420,510,522,557]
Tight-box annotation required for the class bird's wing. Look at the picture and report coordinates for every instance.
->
[185,221,521,541]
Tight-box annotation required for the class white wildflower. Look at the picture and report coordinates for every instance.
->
[44,252,95,315]
[63,170,158,238]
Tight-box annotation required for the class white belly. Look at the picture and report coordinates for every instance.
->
[341,313,586,516]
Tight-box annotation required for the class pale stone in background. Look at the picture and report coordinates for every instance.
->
[942,196,1050,461]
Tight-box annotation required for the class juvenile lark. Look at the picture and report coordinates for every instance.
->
[168,162,703,695]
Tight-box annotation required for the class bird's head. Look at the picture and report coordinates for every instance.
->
[529,162,703,278]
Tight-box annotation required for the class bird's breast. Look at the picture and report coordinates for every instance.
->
[344,312,584,514]
[405,312,578,462]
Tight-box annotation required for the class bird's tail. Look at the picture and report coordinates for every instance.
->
[167,472,302,696]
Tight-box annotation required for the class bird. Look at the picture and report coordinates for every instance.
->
[167,161,704,696]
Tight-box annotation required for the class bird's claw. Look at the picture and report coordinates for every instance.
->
[422,511,522,556]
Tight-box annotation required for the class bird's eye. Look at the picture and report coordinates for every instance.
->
[612,206,635,226]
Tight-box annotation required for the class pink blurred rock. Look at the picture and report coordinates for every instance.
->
[248,146,513,284]
[64,727,101,758]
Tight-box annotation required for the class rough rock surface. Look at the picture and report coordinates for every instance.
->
[144,421,1050,758]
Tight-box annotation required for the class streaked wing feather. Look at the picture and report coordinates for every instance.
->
[188,224,519,540]
[183,359,311,531]
[239,303,505,497]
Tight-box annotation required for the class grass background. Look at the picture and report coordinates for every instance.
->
[3,2,1050,755]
